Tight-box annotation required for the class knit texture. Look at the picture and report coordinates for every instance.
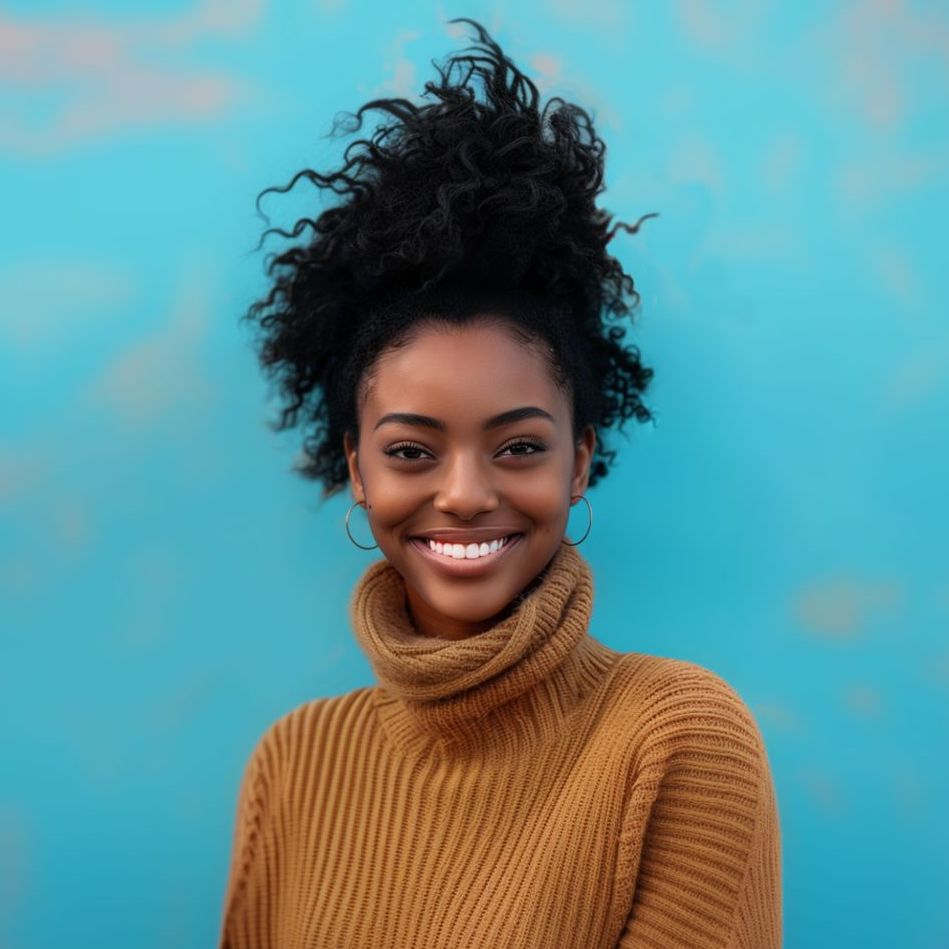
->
[218,544,782,948]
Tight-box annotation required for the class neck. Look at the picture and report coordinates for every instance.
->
[351,543,619,754]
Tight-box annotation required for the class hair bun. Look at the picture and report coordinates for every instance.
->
[242,17,656,494]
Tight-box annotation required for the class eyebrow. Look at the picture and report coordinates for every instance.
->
[373,406,555,432]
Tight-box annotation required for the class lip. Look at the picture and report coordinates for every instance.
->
[410,527,524,543]
[409,532,523,577]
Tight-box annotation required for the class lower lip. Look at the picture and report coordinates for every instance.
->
[409,534,523,577]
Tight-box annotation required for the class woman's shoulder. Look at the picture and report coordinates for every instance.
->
[611,650,755,704]
[603,650,770,759]
[241,685,377,769]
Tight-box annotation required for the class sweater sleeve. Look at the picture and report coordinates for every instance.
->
[216,723,279,949]
[614,666,783,949]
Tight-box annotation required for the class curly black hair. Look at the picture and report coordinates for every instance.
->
[242,17,657,496]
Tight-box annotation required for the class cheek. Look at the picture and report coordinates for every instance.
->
[505,471,571,524]
[361,476,422,526]
[354,437,419,525]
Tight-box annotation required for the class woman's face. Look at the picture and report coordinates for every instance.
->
[344,318,595,640]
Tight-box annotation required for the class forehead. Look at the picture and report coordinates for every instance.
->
[360,320,568,424]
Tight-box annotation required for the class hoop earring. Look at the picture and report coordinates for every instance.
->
[345,500,379,550]
[563,494,592,546]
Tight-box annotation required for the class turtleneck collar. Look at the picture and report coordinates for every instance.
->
[350,543,619,756]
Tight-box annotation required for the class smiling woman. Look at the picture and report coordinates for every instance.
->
[218,17,782,949]
[345,320,595,641]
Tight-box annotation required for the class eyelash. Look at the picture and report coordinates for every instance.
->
[500,438,545,457]
[384,439,546,461]
[384,441,430,461]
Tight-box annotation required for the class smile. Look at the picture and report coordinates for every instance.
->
[409,532,523,574]
[426,535,514,560]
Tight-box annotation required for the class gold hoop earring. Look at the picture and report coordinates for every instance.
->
[563,494,592,546]
[345,500,379,550]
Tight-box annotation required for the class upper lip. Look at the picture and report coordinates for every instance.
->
[410,527,523,543]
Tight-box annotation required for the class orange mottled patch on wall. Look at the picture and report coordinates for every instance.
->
[0,803,32,921]
[0,260,135,349]
[83,267,216,428]
[881,341,949,419]
[0,0,265,154]
[754,701,802,735]
[797,765,844,815]
[842,682,884,719]
[889,762,926,823]
[920,650,949,690]
[674,0,766,50]
[791,574,903,640]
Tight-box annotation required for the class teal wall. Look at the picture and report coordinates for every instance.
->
[2,2,947,946]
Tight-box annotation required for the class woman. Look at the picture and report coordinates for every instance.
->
[218,18,782,948]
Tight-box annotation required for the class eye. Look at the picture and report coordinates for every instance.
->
[497,439,545,457]
[384,441,433,461]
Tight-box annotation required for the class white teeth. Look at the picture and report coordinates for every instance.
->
[424,535,513,559]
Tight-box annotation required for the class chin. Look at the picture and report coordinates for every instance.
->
[440,593,515,626]
[417,578,519,625]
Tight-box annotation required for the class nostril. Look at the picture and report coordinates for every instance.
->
[433,492,501,518]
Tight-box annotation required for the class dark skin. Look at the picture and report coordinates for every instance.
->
[344,318,596,641]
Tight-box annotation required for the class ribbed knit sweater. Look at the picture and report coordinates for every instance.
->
[217,544,782,948]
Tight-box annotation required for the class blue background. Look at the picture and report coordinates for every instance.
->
[2,2,947,947]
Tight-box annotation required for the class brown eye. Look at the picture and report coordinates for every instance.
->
[385,442,432,461]
[498,439,545,457]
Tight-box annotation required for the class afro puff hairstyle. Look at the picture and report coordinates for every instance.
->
[242,17,658,497]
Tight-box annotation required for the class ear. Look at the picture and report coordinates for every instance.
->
[570,426,596,498]
[343,430,367,505]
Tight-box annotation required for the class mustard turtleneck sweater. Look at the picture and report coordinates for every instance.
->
[217,544,782,948]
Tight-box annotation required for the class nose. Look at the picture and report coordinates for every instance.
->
[433,452,500,521]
